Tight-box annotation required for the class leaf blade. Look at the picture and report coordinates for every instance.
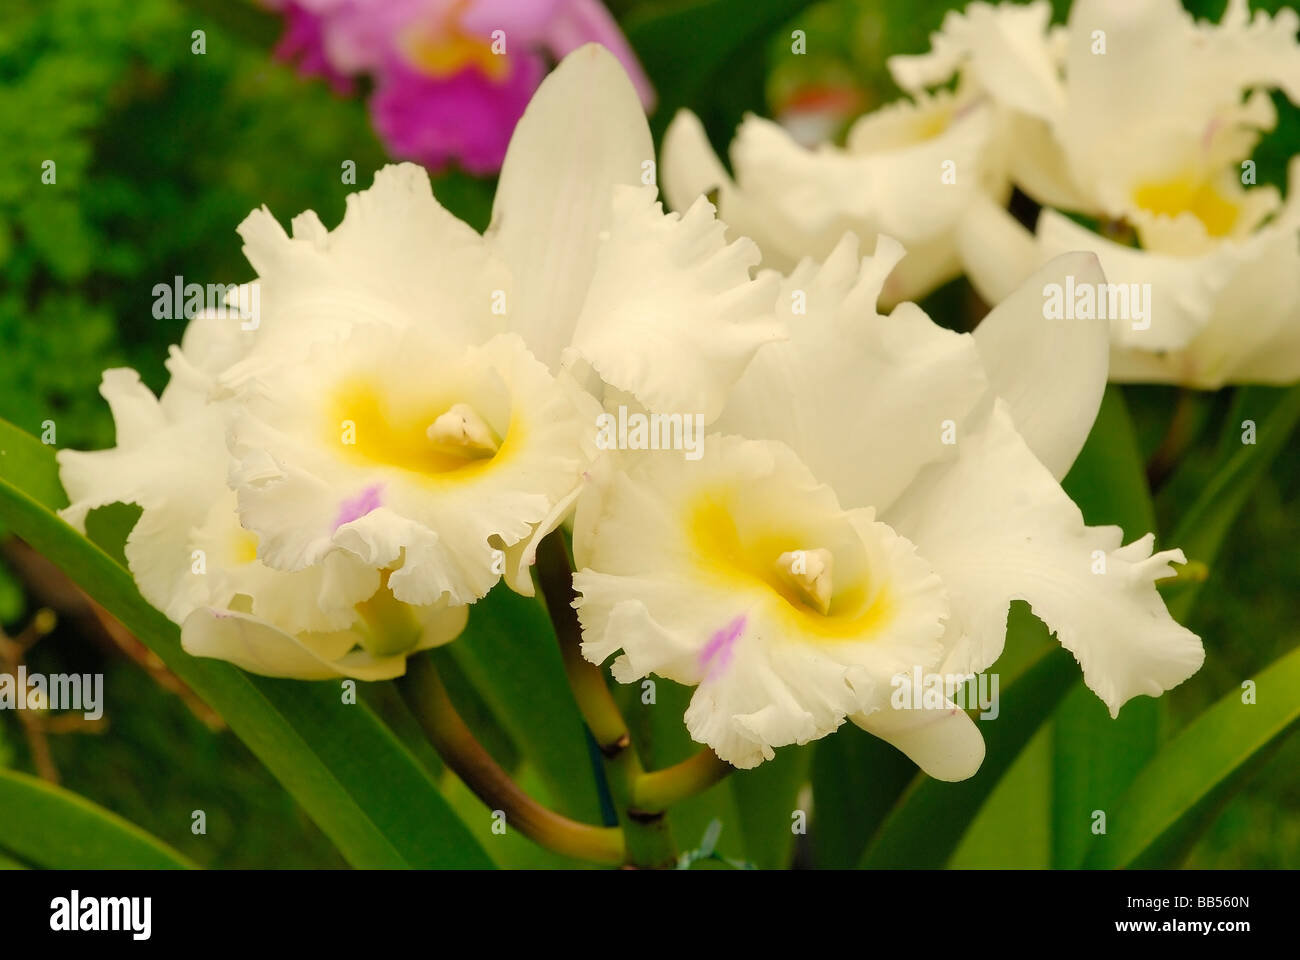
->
[1083,644,1300,869]
[0,768,195,869]
[0,419,492,869]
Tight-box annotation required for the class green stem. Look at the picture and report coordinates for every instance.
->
[537,533,678,868]
[397,654,624,866]
[632,748,733,813]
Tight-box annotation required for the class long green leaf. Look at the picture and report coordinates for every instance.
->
[1083,643,1300,869]
[1162,384,1300,620]
[450,586,603,821]
[0,768,195,869]
[811,724,916,868]
[730,743,810,869]
[859,637,1075,868]
[0,418,492,869]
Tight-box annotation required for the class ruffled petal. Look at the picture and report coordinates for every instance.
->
[226,163,509,389]
[573,434,950,768]
[716,233,989,514]
[883,400,1204,717]
[662,98,1001,303]
[888,0,1065,123]
[570,185,783,422]
[230,328,596,606]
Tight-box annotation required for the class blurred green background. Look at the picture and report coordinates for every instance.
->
[0,0,1295,868]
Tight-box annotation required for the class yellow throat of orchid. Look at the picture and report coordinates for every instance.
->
[328,379,509,480]
[1133,172,1240,236]
[688,490,891,639]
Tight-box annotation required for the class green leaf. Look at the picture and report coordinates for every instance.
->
[1052,385,1161,868]
[1083,643,1300,869]
[859,636,1075,868]
[0,768,195,869]
[626,0,819,144]
[730,743,810,869]
[0,418,492,868]
[1063,386,1157,540]
[1051,690,1158,868]
[448,585,604,821]
[811,724,916,867]
[1162,383,1300,620]
[949,726,1053,868]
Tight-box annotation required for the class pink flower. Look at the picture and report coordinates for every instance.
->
[267,0,655,173]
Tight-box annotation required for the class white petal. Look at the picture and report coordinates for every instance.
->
[181,608,406,681]
[661,110,730,216]
[887,0,1065,123]
[972,252,1109,479]
[716,233,989,513]
[851,698,986,782]
[883,401,1204,717]
[573,434,950,768]
[486,44,654,371]
[1059,0,1300,208]
[227,164,509,389]
[570,185,783,422]
[1036,210,1244,353]
[230,329,596,606]
[663,100,1000,304]
[954,192,1041,308]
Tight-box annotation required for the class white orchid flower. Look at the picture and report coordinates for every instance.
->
[909,0,1300,387]
[57,315,465,679]
[56,45,781,679]
[220,45,780,609]
[572,235,1204,775]
[657,6,1051,306]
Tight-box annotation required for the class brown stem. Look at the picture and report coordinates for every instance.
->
[536,532,678,868]
[397,653,624,866]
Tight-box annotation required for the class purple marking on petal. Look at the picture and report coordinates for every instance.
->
[334,483,385,531]
[700,615,746,682]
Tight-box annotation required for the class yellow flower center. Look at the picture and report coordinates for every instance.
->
[1133,173,1239,236]
[687,490,891,640]
[328,379,509,481]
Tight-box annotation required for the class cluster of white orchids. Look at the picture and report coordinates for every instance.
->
[666,0,1300,388]
[60,39,1208,798]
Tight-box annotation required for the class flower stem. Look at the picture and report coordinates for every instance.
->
[537,532,678,868]
[632,748,734,813]
[397,653,624,866]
